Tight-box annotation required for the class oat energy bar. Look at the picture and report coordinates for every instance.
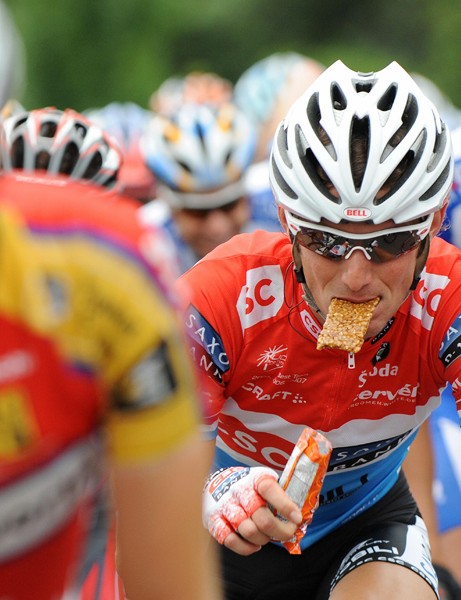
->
[316,297,380,353]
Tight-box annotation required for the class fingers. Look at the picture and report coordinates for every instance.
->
[227,479,302,553]
[225,505,299,554]
[251,505,299,541]
[223,531,261,556]
[256,476,303,524]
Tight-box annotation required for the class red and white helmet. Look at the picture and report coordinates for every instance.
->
[270,60,454,227]
[0,107,123,188]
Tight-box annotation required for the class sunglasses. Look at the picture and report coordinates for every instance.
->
[294,216,433,264]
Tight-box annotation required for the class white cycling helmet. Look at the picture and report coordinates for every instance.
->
[0,2,26,110]
[0,107,123,188]
[140,102,256,209]
[270,60,453,227]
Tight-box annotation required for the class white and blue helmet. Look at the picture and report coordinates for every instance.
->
[140,102,256,208]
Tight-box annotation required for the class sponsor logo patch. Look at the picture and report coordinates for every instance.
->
[185,305,229,374]
[439,312,461,367]
[236,266,284,331]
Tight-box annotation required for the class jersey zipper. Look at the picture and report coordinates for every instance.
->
[348,352,355,369]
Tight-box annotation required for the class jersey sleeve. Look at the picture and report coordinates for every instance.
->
[179,257,241,438]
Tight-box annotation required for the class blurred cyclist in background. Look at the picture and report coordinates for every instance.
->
[1,106,124,599]
[85,102,157,204]
[0,106,199,600]
[234,52,325,232]
[150,70,233,116]
[0,109,222,599]
[234,51,325,163]
[140,100,256,274]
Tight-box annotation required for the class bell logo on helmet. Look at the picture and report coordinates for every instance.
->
[343,208,372,220]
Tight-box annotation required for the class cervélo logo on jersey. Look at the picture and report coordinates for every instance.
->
[236,266,284,331]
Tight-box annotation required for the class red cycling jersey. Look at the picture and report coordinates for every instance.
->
[181,229,461,548]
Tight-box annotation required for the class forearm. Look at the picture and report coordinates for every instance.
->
[113,433,223,600]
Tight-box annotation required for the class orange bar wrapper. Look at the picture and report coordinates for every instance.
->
[278,427,332,554]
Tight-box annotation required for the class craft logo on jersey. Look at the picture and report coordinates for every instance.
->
[237,266,284,331]
[411,270,450,330]
[257,345,288,372]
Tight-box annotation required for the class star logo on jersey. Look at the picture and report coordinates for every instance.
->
[257,345,288,371]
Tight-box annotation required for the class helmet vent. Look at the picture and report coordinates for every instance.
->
[74,122,88,137]
[61,142,80,174]
[35,150,51,170]
[377,85,397,111]
[177,160,192,174]
[355,82,373,93]
[375,143,420,206]
[295,131,339,205]
[194,121,206,151]
[82,152,103,180]
[41,121,57,137]
[305,95,335,159]
[271,155,298,200]
[276,124,292,168]
[11,137,24,168]
[306,92,321,131]
[420,159,452,201]
[381,94,419,162]
[331,83,347,110]
[428,121,448,172]
[350,116,370,191]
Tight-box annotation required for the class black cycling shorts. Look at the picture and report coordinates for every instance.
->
[219,471,439,600]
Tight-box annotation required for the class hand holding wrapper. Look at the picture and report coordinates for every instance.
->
[276,427,332,554]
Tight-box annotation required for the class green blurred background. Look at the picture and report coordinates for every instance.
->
[7,0,461,112]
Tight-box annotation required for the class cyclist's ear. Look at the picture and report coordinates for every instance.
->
[278,206,289,234]
[430,203,448,237]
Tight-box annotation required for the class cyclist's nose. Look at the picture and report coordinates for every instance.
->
[204,209,236,237]
[339,249,373,291]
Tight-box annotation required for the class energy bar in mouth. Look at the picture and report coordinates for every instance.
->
[316,297,380,353]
